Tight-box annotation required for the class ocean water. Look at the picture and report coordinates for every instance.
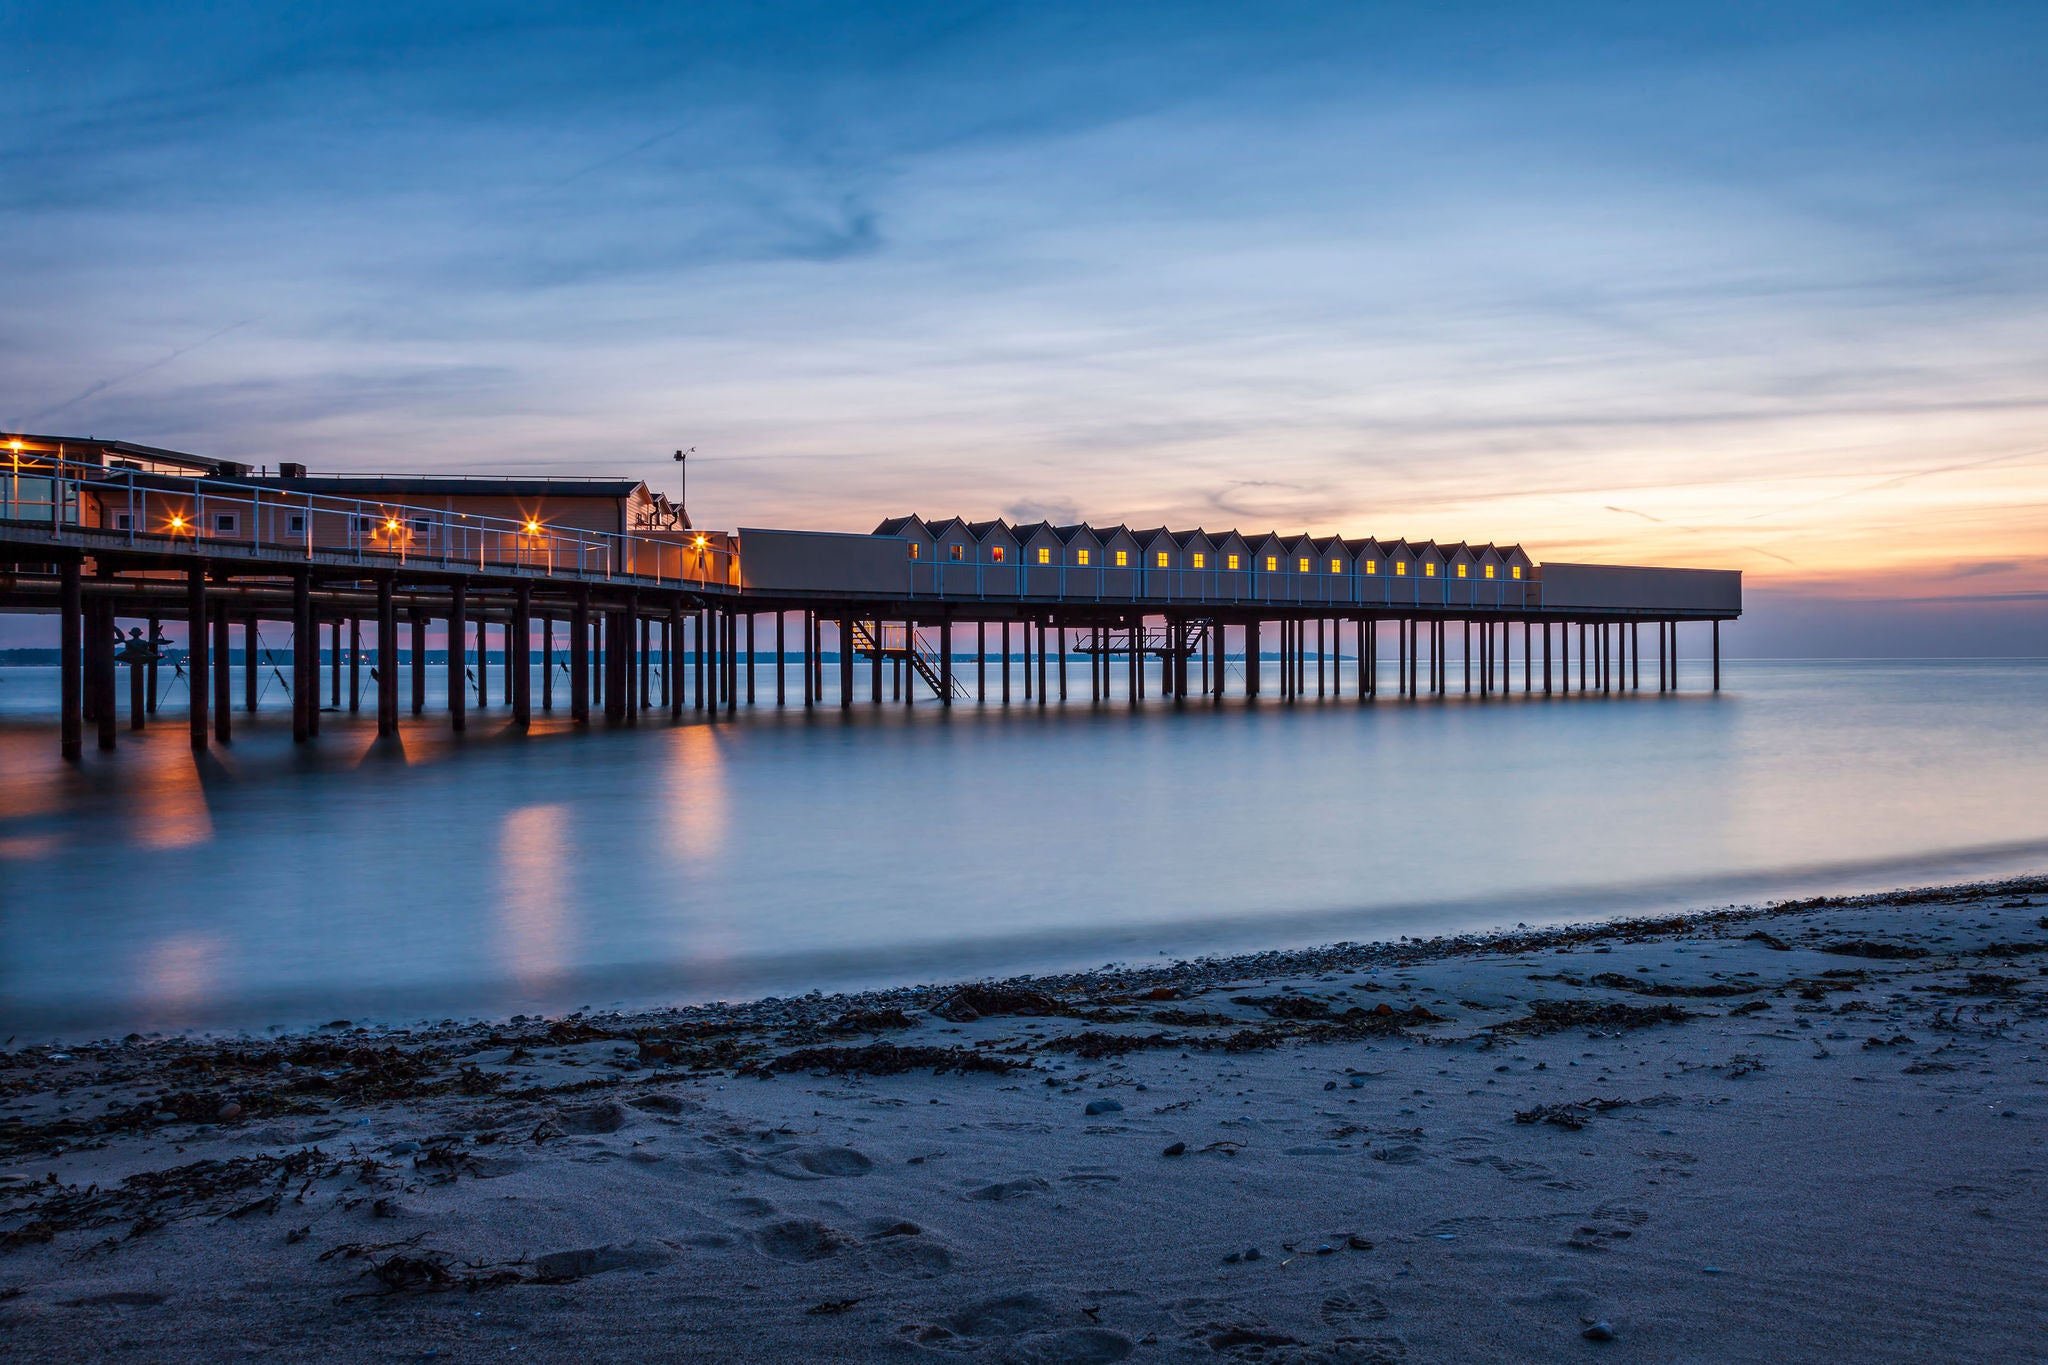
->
[2,657,2044,1040]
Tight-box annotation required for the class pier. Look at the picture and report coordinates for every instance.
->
[0,435,1739,758]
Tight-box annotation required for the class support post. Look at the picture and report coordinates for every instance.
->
[410,610,425,715]
[840,612,855,710]
[513,581,532,727]
[448,583,467,733]
[978,620,987,702]
[247,613,260,713]
[541,613,554,712]
[1002,622,1012,703]
[377,576,398,736]
[1037,620,1047,706]
[570,590,590,722]
[292,571,313,742]
[146,615,160,714]
[60,560,82,760]
[1713,620,1721,692]
[348,617,361,712]
[329,618,341,710]
[213,597,232,743]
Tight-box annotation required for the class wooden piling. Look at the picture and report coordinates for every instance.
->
[570,591,590,722]
[292,571,314,742]
[247,613,261,713]
[59,559,82,760]
[410,609,425,716]
[447,583,467,732]
[1002,622,1012,703]
[513,582,533,726]
[377,576,398,736]
[213,598,232,743]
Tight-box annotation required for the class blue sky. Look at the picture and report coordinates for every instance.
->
[4,2,2046,650]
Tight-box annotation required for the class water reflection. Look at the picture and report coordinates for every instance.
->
[498,803,570,993]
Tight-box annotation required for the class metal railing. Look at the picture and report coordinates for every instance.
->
[0,450,737,591]
[901,557,1544,610]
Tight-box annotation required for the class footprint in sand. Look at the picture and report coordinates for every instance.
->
[763,1145,875,1180]
[752,1216,854,1261]
[1319,1290,1391,1326]
[532,1240,676,1282]
[963,1177,1053,1202]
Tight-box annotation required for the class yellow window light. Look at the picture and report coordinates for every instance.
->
[1115,550,1128,567]
[1037,547,1050,564]
[1227,554,1240,570]
[1457,563,1468,578]
[1395,561,1407,576]
[1192,553,1205,569]
[1364,560,1377,574]
[1298,557,1309,572]
[1156,551,1169,568]
[1426,562,1437,577]
[1330,558,1341,573]
[1265,556,1277,571]
[1484,564,1495,579]
[1076,548,1090,566]
[1511,565,1522,580]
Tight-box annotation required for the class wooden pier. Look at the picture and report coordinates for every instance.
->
[1,439,1739,758]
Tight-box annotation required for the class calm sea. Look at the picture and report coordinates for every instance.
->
[2,657,2043,1040]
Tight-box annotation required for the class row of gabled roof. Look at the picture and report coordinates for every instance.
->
[872,516,1529,566]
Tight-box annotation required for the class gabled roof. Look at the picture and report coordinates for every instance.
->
[924,515,970,539]
[1052,523,1102,545]
[966,518,1014,542]
[1096,523,1137,544]
[1310,535,1347,556]
[1170,528,1214,550]
[1129,526,1173,548]
[1012,520,1059,543]
[873,515,929,537]
[1439,541,1472,560]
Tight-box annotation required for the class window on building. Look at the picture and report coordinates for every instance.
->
[1192,552,1205,569]
[1425,562,1437,577]
[1227,554,1240,570]
[949,543,964,562]
[1456,562,1468,578]
[359,515,380,534]
[410,518,432,536]
[1156,551,1169,568]
[1037,547,1051,564]
[288,514,306,535]
[1364,559,1377,574]
[1265,556,1277,571]
[1511,565,1522,580]
[1115,549,1129,567]
[906,542,920,559]
[1330,558,1342,573]
[214,512,238,534]
[1076,548,1090,566]
[1394,560,1407,576]
[990,545,1006,563]
[1484,564,1495,579]
[113,511,133,531]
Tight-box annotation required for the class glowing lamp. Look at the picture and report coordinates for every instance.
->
[385,518,400,532]
[169,514,187,530]
[693,535,708,548]
[525,519,541,534]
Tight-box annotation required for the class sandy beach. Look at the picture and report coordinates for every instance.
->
[4,877,2045,1363]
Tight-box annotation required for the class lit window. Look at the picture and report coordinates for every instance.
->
[907,542,921,560]
[1511,565,1522,580]
[1425,562,1437,577]
[1330,558,1342,573]
[1456,563,1468,578]
[990,545,1005,563]
[1156,551,1169,568]
[1227,554,1240,570]
[1265,556,1277,571]
[1395,561,1407,576]
[1115,549,1128,567]
[1364,560,1377,574]
[1037,547,1051,564]
[949,544,964,562]
[1484,564,1495,579]
[1192,553,1205,569]
[1076,548,1090,566]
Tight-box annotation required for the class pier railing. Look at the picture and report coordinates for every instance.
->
[899,559,1544,611]
[0,450,737,591]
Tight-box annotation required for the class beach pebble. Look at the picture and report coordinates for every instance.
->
[1582,1321,1616,1342]
[1243,1247,1261,1261]
[1084,1099,1123,1116]
[388,1140,421,1156]
[1348,1075,1366,1088]
[1162,1141,1187,1157]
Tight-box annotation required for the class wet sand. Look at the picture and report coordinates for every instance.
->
[4,878,2046,1363]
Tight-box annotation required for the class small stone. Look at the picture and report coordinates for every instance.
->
[1583,1321,1615,1342]
[1084,1099,1123,1116]
[1162,1141,1187,1157]
[388,1141,422,1156]
[1221,1251,1241,1264]
[1703,1266,1723,1274]
[1315,1244,1336,1255]
[1324,1081,1337,1091]
[1348,1076,1366,1088]
[1242,1247,1261,1262]
[216,1101,244,1122]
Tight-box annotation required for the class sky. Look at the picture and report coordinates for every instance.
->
[2,1,2045,654]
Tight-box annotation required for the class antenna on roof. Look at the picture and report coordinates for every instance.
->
[672,448,693,518]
